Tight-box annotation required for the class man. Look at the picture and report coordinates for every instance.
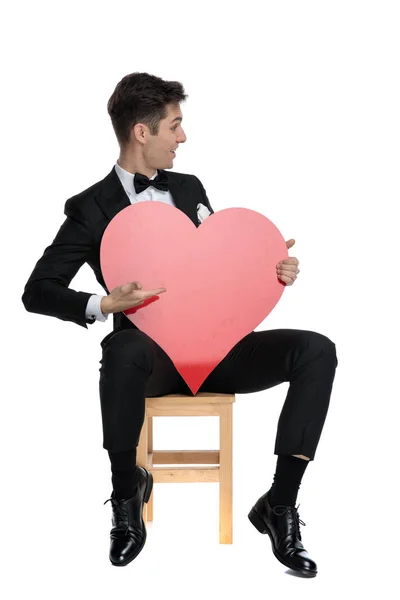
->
[22,72,338,576]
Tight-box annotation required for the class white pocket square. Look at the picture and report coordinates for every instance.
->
[197,203,211,223]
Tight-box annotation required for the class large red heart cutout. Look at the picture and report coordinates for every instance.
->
[100,202,288,394]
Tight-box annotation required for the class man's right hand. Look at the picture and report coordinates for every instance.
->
[100,281,167,315]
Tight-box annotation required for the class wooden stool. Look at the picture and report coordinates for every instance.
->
[136,392,235,544]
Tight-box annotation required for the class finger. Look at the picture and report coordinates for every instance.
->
[279,265,299,273]
[277,258,299,266]
[277,272,296,284]
[143,288,167,297]
[281,270,298,279]
[277,265,299,275]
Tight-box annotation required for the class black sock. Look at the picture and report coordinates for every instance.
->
[268,454,309,508]
[108,448,138,500]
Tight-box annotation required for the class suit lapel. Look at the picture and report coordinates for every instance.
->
[94,166,199,226]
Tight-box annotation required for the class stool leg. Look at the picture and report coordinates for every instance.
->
[137,416,148,523]
[147,416,154,521]
[219,404,233,544]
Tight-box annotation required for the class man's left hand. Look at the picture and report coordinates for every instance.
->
[276,239,300,286]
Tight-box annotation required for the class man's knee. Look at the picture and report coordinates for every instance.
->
[102,329,154,371]
[301,331,338,366]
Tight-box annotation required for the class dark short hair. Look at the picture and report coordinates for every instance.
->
[107,72,188,147]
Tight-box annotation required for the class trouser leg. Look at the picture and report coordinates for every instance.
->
[99,328,188,452]
[199,329,338,461]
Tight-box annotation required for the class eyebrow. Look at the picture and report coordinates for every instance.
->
[171,117,182,124]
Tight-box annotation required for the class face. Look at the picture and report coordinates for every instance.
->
[140,103,187,170]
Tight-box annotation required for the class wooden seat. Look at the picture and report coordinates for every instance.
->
[137,392,235,544]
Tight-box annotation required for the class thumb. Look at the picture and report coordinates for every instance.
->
[285,238,295,249]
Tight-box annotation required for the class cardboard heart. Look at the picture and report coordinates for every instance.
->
[100,202,288,394]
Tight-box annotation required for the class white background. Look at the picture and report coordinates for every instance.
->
[2,0,399,597]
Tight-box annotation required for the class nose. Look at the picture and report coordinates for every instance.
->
[178,129,187,144]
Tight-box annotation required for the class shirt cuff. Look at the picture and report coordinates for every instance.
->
[85,294,109,322]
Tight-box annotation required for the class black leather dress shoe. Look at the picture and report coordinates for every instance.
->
[104,466,153,566]
[248,491,317,577]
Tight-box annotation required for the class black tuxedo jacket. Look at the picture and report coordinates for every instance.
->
[22,166,215,337]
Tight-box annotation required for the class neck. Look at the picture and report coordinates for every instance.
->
[117,150,157,179]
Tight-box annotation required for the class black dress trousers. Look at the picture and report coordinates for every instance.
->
[98,327,338,461]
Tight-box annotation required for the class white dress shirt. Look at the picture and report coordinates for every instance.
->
[85,162,177,322]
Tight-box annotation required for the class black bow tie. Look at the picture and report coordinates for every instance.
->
[134,170,169,194]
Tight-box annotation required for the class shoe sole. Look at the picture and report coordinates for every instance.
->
[111,470,154,567]
[248,507,317,578]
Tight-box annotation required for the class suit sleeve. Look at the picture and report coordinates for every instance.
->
[21,197,99,329]
[192,175,215,214]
